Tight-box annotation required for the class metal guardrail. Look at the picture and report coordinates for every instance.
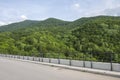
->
[0,53,120,72]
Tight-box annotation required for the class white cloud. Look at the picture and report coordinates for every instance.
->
[84,6,120,17]
[74,3,80,8]
[82,0,120,17]
[0,21,6,26]
[72,3,80,10]
[103,0,120,9]
[0,21,12,26]
[20,15,28,20]
[84,10,105,17]
[103,7,120,16]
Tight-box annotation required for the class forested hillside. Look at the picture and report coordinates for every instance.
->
[0,16,120,62]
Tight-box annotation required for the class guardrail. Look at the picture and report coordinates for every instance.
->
[0,54,120,72]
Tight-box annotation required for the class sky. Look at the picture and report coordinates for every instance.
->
[0,0,120,26]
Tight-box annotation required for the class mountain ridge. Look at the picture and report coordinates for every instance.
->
[1,15,120,32]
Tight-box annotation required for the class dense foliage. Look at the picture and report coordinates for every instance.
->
[0,16,120,62]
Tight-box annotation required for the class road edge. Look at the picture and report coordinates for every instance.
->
[3,57,120,78]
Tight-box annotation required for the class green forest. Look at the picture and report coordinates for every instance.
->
[0,16,120,62]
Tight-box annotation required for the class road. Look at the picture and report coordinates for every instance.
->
[0,57,119,80]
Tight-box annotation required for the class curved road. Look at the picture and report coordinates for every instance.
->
[0,57,119,80]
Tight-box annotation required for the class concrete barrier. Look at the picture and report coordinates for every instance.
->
[92,62,111,70]
[51,58,58,64]
[13,55,17,58]
[113,63,120,72]
[85,61,91,68]
[43,58,49,63]
[20,56,24,59]
[33,57,40,61]
[60,59,70,65]
[24,56,28,60]
[71,60,83,67]
[27,56,32,60]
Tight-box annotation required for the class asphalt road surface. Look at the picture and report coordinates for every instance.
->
[0,57,120,80]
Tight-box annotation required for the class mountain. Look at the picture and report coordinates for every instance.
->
[0,20,40,31]
[0,16,120,62]
[0,18,70,32]
[72,15,120,26]
[1,16,120,32]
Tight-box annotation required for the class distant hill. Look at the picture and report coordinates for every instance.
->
[0,18,70,32]
[0,16,120,62]
[1,15,120,32]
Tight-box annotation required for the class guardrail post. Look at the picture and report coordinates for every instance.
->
[5,54,7,57]
[39,57,40,62]
[27,56,29,60]
[33,57,34,61]
[14,55,15,58]
[19,55,20,59]
[41,53,43,62]
[69,59,72,66]
[23,56,24,60]
[83,53,85,67]
[58,59,60,64]
[39,52,41,62]
[110,53,113,71]
[90,52,93,68]
[49,58,51,63]
[58,53,60,64]
[48,53,50,63]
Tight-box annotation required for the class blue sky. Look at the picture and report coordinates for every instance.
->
[0,0,120,25]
